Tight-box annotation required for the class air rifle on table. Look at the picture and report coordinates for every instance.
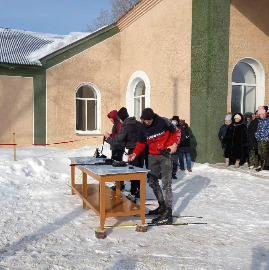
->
[70,159,129,167]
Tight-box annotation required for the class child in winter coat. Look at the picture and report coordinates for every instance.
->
[218,114,232,149]
[170,116,182,179]
[178,120,193,172]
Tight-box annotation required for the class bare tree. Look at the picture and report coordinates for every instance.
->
[87,10,112,32]
[87,0,140,32]
[111,0,140,21]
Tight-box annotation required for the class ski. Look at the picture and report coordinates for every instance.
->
[94,221,207,229]
[145,214,203,219]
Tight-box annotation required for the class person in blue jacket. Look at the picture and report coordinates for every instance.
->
[255,106,269,171]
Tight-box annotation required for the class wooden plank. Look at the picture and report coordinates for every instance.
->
[74,184,140,216]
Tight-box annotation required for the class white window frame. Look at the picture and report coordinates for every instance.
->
[231,58,265,113]
[134,81,146,120]
[126,71,150,117]
[75,82,101,134]
[231,83,257,113]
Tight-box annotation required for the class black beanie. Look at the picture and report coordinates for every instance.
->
[171,116,180,124]
[141,108,155,120]
[117,107,129,121]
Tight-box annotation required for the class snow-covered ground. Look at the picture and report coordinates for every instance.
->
[0,144,269,270]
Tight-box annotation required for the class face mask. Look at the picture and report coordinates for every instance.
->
[172,121,177,125]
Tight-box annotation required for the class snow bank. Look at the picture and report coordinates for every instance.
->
[0,145,268,269]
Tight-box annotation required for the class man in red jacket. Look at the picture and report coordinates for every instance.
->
[128,108,180,225]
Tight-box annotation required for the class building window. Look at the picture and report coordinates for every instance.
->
[126,71,150,119]
[231,58,266,114]
[134,81,146,120]
[75,83,100,134]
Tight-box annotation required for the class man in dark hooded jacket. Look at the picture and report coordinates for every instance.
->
[105,107,143,199]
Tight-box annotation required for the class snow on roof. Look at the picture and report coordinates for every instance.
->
[0,27,91,66]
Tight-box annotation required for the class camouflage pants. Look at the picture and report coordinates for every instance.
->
[257,141,267,161]
[248,149,259,167]
[147,154,173,208]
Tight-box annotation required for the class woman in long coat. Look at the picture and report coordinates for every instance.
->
[223,113,248,168]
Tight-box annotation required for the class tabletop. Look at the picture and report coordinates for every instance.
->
[69,156,149,176]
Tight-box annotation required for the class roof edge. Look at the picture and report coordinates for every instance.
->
[40,24,116,62]
[116,0,163,31]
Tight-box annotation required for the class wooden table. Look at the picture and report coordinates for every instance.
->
[69,157,148,238]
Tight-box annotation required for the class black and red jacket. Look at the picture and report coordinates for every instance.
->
[107,110,124,150]
[133,114,180,156]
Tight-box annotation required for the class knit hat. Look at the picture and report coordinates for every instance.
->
[258,107,266,115]
[141,108,155,120]
[171,116,180,124]
[234,114,242,120]
[117,107,129,121]
[225,114,232,121]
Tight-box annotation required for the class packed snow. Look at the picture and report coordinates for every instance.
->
[26,31,91,62]
[0,144,269,270]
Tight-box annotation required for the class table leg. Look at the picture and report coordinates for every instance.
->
[82,172,87,209]
[100,180,106,230]
[71,163,75,195]
[140,174,146,225]
[115,181,120,196]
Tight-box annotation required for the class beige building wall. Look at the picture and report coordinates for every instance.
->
[46,34,121,148]
[228,0,269,111]
[118,0,192,123]
[0,75,33,146]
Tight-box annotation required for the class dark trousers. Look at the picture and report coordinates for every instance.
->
[111,149,125,187]
[264,141,269,168]
[111,149,124,161]
[128,148,144,195]
[140,144,149,169]
[147,154,173,208]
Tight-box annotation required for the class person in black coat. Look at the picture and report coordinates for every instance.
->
[223,113,248,168]
[247,112,259,169]
[218,114,232,149]
[178,119,193,172]
[105,107,143,199]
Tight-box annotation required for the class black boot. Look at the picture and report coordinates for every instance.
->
[120,182,125,191]
[151,207,173,225]
[111,181,125,191]
[147,202,166,215]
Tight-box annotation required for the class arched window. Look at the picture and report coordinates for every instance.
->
[126,71,150,119]
[134,81,146,120]
[231,59,265,114]
[75,83,100,134]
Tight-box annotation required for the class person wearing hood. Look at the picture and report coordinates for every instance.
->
[107,110,125,160]
[254,106,269,171]
[170,116,182,178]
[223,113,248,168]
[244,112,253,127]
[218,114,232,149]
[128,108,180,225]
[247,111,259,169]
[178,119,193,172]
[105,107,143,200]
[106,110,125,190]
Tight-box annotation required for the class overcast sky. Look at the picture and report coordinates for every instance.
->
[0,0,111,35]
